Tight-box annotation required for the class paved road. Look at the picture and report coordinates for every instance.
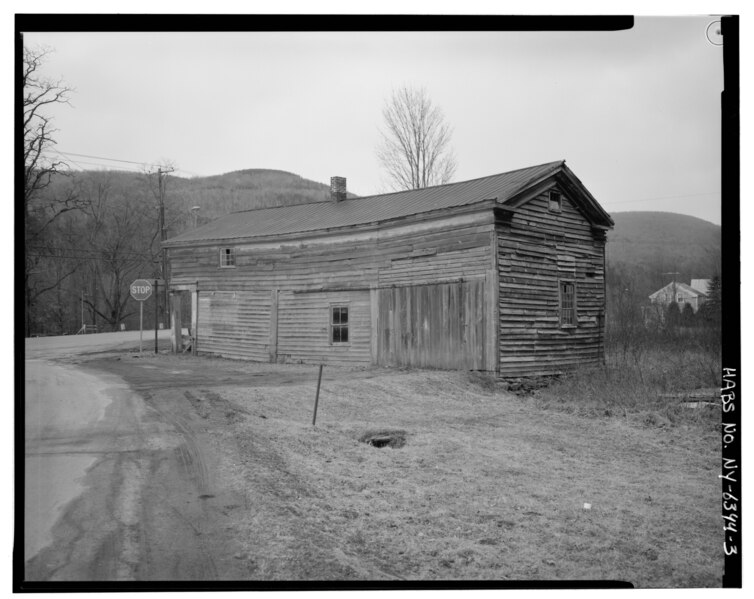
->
[23,330,202,581]
[25,329,171,360]
[22,330,348,583]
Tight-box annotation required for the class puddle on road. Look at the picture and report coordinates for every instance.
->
[24,360,133,565]
[24,454,97,562]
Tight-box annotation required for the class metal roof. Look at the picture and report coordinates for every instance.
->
[166,160,607,245]
[690,279,711,294]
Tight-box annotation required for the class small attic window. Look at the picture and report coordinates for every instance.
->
[549,191,562,212]
[219,247,236,268]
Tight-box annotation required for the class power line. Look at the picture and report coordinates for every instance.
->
[49,153,146,173]
[55,149,202,177]
[29,246,158,258]
[56,150,160,168]
[27,253,156,263]
[49,148,88,171]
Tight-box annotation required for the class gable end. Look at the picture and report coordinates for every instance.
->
[501,164,613,230]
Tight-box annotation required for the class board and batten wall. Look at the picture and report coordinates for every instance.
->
[375,279,487,370]
[496,188,607,376]
[168,210,497,368]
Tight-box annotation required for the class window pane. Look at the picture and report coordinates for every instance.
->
[221,248,235,266]
[561,283,575,325]
[549,191,561,211]
[331,307,350,342]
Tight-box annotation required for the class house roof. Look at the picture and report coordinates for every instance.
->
[165,160,614,246]
[649,282,707,300]
[690,279,711,294]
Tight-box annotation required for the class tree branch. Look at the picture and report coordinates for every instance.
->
[377,85,457,191]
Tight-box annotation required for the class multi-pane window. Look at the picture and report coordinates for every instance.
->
[560,281,576,326]
[330,306,349,343]
[219,247,236,267]
[549,190,562,212]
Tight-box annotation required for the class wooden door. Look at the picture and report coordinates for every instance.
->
[375,279,486,370]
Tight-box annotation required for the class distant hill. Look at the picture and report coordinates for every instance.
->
[166,169,357,223]
[52,169,723,298]
[606,211,721,299]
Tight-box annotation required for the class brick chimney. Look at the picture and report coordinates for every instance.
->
[330,176,347,202]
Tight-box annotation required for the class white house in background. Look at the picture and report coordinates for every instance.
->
[690,279,711,295]
[648,280,710,313]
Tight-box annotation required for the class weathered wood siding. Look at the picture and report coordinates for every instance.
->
[197,290,271,361]
[169,212,496,367]
[497,189,606,376]
[276,290,371,364]
[376,279,486,369]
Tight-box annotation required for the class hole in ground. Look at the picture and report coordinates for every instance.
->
[358,429,407,449]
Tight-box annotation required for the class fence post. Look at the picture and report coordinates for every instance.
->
[312,364,324,426]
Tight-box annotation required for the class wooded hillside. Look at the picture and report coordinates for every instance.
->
[606,211,721,301]
[166,169,355,228]
[24,168,721,337]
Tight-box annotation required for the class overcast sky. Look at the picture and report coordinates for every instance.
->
[23,16,724,224]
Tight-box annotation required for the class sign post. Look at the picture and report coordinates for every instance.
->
[152,279,165,354]
[130,279,153,353]
[154,279,159,354]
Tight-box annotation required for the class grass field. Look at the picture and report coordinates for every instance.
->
[109,350,723,586]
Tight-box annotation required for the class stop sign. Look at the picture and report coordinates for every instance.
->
[130,279,153,301]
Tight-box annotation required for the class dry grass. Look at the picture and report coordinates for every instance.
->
[530,345,722,429]
[197,366,723,586]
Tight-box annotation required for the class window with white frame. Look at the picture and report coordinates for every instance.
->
[330,305,349,343]
[219,247,236,268]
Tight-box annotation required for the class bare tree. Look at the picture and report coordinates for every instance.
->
[23,46,78,220]
[77,172,160,331]
[23,46,85,335]
[377,85,457,191]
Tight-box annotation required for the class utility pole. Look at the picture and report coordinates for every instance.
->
[158,166,174,325]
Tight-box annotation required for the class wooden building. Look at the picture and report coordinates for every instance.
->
[164,160,614,376]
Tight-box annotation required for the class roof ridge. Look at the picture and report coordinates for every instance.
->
[347,159,565,203]
[225,159,566,216]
